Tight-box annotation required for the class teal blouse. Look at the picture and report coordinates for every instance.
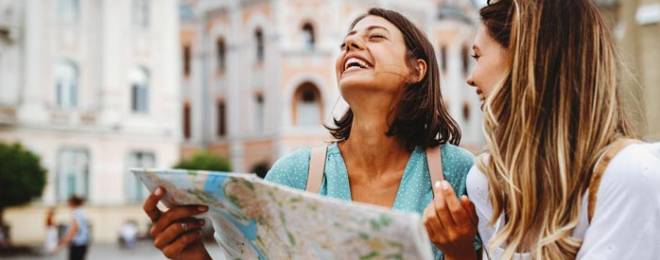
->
[265,143,477,259]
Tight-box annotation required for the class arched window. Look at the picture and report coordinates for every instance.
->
[461,44,470,76]
[55,60,79,109]
[254,94,265,133]
[255,28,264,62]
[130,66,149,113]
[217,100,226,137]
[57,0,80,24]
[462,101,471,121]
[440,45,448,72]
[132,0,149,29]
[56,147,89,202]
[183,102,191,139]
[250,162,270,179]
[216,37,226,71]
[293,82,322,127]
[182,45,191,77]
[301,22,315,50]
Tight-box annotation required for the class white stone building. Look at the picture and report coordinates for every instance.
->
[0,0,181,243]
[180,0,486,176]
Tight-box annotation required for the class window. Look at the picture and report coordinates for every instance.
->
[462,101,471,121]
[183,102,191,139]
[183,45,191,77]
[293,82,322,127]
[216,38,226,72]
[55,60,79,109]
[461,44,470,76]
[301,23,315,50]
[132,0,150,29]
[254,94,264,133]
[255,28,264,62]
[56,148,89,202]
[440,45,448,72]
[130,67,149,113]
[125,151,155,202]
[217,101,226,137]
[57,0,80,24]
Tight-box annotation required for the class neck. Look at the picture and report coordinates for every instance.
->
[338,107,411,179]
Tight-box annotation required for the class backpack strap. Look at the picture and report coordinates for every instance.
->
[426,145,445,197]
[305,144,445,197]
[587,138,642,222]
[306,145,328,193]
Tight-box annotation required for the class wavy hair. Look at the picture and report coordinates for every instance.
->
[478,0,634,258]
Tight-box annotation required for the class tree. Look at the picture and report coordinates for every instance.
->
[173,150,231,172]
[0,142,47,236]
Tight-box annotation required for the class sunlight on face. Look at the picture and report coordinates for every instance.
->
[466,24,509,104]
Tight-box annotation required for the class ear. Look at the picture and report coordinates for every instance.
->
[410,58,427,83]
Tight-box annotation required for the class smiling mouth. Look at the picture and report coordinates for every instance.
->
[342,57,372,75]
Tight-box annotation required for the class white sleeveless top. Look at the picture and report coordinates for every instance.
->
[467,143,660,259]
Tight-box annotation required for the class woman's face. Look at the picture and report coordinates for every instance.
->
[335,15,422,96]
[466,24,509,104]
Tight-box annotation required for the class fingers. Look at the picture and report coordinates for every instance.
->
[423,204,441,239]
[440,181,469,225]
[143,187,165,222]
[153,218,206,249]
[151,205,209,237]
[433,181,456,228]
[162,230,203,259]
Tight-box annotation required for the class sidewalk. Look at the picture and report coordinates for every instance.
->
[2,241,226,260]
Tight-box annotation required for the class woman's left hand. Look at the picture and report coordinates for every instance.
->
[423,180,478,260]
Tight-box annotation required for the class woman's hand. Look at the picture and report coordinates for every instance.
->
[423,180,478,260]
[143,186,212,260]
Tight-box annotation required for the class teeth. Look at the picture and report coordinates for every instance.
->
[344,57,368,71]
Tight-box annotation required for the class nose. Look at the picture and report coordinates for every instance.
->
[344,34,365,52]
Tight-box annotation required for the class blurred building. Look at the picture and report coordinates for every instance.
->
[597,0,660,141]
[179,0,485,175]
[0,0,181,243]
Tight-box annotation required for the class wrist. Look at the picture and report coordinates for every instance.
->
[444,250,477,260]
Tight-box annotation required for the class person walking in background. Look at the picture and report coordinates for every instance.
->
[56,196,90,260]
[43,207,58,254]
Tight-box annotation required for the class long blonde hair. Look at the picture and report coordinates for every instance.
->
[478,0,634,258]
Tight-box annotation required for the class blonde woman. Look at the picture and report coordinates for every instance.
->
[423,0,660,259]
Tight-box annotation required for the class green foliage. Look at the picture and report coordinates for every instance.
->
[0,142,47,209]
[173,150,231,172]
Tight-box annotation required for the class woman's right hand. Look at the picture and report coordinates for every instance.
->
[143,186,212,260]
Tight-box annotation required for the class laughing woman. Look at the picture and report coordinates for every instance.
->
[427,0,660,259]
[141,8,480,260]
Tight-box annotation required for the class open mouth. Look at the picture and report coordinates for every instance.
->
[343,56,372,74]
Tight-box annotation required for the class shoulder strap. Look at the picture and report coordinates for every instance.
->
[426,145,445,198]
[588,138,642,222]
[306,145,328,193]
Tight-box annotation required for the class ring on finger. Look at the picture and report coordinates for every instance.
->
[181,222,188,231]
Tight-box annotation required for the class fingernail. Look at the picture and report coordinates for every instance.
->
[441,180,451,190]
[434,181,442,189]
[198,206,208,212]
[154,187,163,196]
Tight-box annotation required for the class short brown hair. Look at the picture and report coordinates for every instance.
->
[327,8,461,150]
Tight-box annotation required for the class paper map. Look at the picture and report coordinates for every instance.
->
[132,169,433,260]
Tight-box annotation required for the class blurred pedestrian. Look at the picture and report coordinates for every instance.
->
[43,207,58,254]
[55,195,89,260]
[118,219,138,249]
